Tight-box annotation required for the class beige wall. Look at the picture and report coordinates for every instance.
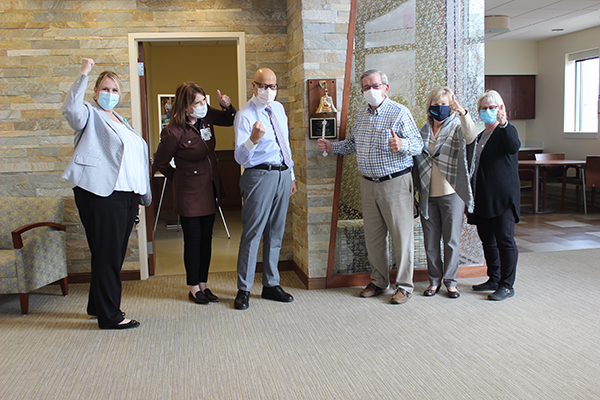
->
[485,40,539,141]
[485,41,539,75]
[144,42,239,154]
[528,27,600,158]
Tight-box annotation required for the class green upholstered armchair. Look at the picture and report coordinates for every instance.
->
[0,197,68,314]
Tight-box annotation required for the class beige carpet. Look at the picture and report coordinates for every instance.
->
[1,249,599,400]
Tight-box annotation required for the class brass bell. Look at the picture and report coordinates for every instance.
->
[315,80,337,114]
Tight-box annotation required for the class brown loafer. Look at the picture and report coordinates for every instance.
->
[447,288,460,299]
[359,282,387,298]
[391,287,412,304]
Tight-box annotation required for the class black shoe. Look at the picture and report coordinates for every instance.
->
[423,286,441,297]
[234,290,250,310]
[488,287,515,301]
[189,291,209,304]
[447,288,460,299]
[100,319,140,330]
[261,285,294,302]
[203,288,219,303]
[472,280,499,292]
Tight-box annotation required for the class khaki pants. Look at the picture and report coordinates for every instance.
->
[360,173,414,293]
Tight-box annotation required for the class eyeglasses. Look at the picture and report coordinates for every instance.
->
[362,83,385,91]
[254,81,278,90]
[480,105,499,111]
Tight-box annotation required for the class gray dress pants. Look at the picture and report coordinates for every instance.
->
[420,192,465,288]
[236,168,292,291]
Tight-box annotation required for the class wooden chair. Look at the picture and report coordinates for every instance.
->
[518,152,536,211]
[585,155,600,208]
[535,153,565,209]
[563,155,600,210]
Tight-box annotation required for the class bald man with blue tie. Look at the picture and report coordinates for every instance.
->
[233,67,296,310]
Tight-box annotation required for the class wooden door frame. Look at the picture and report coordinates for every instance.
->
[127,32,247,279]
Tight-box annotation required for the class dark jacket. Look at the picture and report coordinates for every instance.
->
[154,104,236,217]
[468,123,521,223]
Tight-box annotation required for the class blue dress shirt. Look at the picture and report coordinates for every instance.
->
[234,95,295,180]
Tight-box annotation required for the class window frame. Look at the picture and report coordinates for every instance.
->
[564,49,599,139]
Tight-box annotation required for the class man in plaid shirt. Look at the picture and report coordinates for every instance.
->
[319,69,423,304]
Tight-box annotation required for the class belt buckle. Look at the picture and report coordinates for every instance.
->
[372,177,381,182]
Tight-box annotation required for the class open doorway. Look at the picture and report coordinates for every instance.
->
[127,32,247,279]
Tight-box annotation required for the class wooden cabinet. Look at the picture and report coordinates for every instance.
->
[485,75,536,120]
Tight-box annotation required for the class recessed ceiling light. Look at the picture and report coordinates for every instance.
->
[552,28,564,32]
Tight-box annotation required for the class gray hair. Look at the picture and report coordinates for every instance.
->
[360,69,388,85]
[477,89,505,111]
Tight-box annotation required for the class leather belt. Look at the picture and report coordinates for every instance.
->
[247,163,288,171]
[363,167,411,183]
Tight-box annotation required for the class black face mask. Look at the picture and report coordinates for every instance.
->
[429,105,452,121]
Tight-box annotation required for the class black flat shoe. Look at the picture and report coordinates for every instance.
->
[203,288,219,303]
[234,290,250,310]
[488,287,514,301]
[423,286,441,297]
[189,291,209,304]
[100,319,140,330]
[261,286,294,302]
[447,289,460,299]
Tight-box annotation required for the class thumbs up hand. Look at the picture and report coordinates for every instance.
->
[388,129,403,153]
[217,89,231,108]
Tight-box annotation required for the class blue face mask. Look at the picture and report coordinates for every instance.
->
[97,91,119,110]
[429,105,452,121]
[479,108,498,124]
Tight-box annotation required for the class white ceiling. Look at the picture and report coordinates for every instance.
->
[485,0,600,41]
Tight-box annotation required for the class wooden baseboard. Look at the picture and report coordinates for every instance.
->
[67,270,141,284]
[293,265,327,290]
[321,264,487,289]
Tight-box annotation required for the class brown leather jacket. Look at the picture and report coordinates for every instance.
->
[154,104,236,217]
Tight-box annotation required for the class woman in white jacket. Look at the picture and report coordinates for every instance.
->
[413,87,477,299]
[62,58,151,329]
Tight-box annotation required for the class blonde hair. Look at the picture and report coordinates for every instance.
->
[425,87,454,120]
[477,90,504,112]
[94,71,122,96]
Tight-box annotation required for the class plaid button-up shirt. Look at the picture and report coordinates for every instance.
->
[332,96,423,178]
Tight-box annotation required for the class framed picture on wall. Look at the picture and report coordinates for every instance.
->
[158,94,174,131]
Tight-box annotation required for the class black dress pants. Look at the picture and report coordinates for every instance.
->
[179,214,216,285]
[475,206,519,289]
[74,187,140,328]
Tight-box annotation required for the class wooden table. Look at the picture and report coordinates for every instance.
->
[518,159,587,214]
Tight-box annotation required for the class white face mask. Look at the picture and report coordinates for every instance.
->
[189,103,207,119]
[363,89,385,107]
[256,88,277,105]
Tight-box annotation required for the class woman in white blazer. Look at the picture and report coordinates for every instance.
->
[62,58,151,330]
